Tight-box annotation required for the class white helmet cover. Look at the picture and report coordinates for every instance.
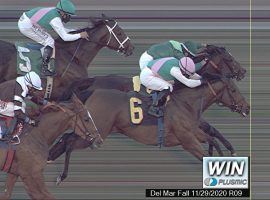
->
[24,71,43,90]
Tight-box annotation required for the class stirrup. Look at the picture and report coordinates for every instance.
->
[148,106,162,117]
[41,66,56,77]
[10,135,20,145]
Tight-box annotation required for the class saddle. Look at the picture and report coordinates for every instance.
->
[128,76,170,124]
[129,76,168,147]
[131,76,170,118]
[16,42,55,99]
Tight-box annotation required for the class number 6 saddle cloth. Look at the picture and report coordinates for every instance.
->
[128,76,170,126]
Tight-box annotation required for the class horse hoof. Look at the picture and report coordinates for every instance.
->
[47,160,54,164]
[231,153,237,157]
[56,175,62,186]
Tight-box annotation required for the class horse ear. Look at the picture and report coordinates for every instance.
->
[101,13,112,21]
[89,17,99,26]
[101,13,106,19]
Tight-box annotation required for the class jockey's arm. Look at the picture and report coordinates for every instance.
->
[189,73,201,80]
[13,97,27,122]
[50,17,81,41]
[28,95,48,106]
[170,67,202,88]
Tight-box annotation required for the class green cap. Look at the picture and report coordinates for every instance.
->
[56,0,76,16]
[182,41,203,56]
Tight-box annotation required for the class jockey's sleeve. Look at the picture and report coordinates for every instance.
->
[13,96,26,121]
[50,17,81,41]
[170,67,202,88]
[189,73,202,80]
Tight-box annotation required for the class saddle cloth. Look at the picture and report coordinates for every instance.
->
[128,76,169,126]
[0,142,16,172]
[16,42,55,76]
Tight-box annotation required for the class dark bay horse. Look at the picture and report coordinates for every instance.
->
[48,77,249,185]
[47,45,249,184]
[0,94,103,200]
[0,16,134,101]
[56,45,247,154]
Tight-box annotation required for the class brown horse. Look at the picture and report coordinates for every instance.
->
[0,16,134,101]
[56,45,247,153]
[0,94,103,200]
[47,45,249,184]
[48,77,249,185]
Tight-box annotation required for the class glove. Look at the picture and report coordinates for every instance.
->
[200,78,208,85]
[202,72,221,81]
[29,119,38,127]
[25,116,38,127]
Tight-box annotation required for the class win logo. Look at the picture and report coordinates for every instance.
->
[203,157,249,189]
[208,160,245,176]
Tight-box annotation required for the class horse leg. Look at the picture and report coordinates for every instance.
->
[0,173,18,200]
[21,171,55,200]
[194,128,224,156]
[47,133,69,163]
[208,143,214,156]
[199,120,236,156]
[56,147,72,186]
[174,129,206,161]
[206,135,224,156]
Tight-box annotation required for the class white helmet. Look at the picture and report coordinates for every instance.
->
[24,71,43,90]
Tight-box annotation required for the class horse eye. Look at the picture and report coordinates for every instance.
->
[84,116,90,122]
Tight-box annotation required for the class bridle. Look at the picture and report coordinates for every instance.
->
[70,107,101,142]
[199,48,245,112]
[200,48,238,78]
[206,79,246,113]
[103,20,130,53]
[61,19,131,78]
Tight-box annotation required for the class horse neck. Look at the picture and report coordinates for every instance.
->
[34,110,72,146]
[56,39,103,69]
[172,81,225,114]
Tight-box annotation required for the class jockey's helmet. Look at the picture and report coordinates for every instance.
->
[56,0,76,16]
[24,71,43,91]
[181,41,203,56]
[179,57,196,75]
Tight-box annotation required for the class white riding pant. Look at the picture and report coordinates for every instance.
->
[18,13,55,48]
[139,51,154,70]
[140,67,173,92]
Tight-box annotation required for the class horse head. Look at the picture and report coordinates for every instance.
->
[207,78,250,117]
[202,45,246,81]
[84,14,134,56]
[42,94,103,146]
[215,79,249,117]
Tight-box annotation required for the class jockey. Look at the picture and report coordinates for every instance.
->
[18,0,90,76]
[0,71,44,141]
[140,56,204,117]
[139,40,207,71]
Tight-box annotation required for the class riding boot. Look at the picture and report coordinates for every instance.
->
[148,89,170,117]
[41,46,55,76]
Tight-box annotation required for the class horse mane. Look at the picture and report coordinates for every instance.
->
[41,103,66,113]
[204,45,227,57]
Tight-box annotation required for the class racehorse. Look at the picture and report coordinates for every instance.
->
[48,47,249,184]
[0,15,134,101]
[55,45,247,155]
[49,77,249,185]
[0,94,103,200]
